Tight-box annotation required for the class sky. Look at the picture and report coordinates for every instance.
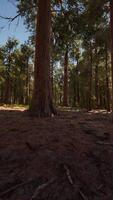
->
[0,0,30,45]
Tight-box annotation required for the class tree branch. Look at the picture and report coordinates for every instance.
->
[0,13,20,22]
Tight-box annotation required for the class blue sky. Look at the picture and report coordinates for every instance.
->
[0,0,30,45]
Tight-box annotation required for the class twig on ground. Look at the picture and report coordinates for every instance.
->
[63,164,88,200]
[97,184,103,190]
[79,189,88,200]
[63,164,74,185]
[0,179,33,197]
[30,178,56,200]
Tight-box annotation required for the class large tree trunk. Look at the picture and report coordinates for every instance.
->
[63,49,68,106]
[110,0,113,116]
[30,0,55,116]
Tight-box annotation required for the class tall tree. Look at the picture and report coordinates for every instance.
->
[63,49,69,106]
[2,37,19,104]
[110,0,113,114]
[30,0,56,116]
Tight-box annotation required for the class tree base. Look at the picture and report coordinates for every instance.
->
[29,104,57,118]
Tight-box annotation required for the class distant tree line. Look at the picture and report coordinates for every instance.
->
[0,38,34,104]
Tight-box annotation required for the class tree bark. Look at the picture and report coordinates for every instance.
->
[110,0,113,116]
[30,0,55,116]
[4,77,10,104]
[76,58,80,105]
[95,48,99,108]
[63,49,68,106]
[88,41,93,110]
[105,41,110,111]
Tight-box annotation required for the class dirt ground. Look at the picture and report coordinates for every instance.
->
[0,106,113,200]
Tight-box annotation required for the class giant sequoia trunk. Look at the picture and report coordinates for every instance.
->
[31,0,55,116]
[63,49,68,106]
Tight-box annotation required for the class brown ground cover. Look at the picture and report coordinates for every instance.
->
[0,107,113,200]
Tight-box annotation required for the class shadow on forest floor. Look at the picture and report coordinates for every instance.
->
[0,106,113,200]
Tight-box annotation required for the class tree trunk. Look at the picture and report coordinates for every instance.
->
[50,59,54,97]
[4,78,10,104]
[63,49,68,106]
[25,58,30,104]
[30,0,55,116]
[95,64,99,107]
[0,84,3,103]
[110,0,113,116]
[105,41,110,111]
[95,48,99,108]
[88,41,93,110]
[76,58,80,106]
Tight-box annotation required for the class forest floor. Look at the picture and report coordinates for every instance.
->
[0,106,113,200]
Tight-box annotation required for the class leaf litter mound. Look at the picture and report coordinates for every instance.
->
[0,107,113,200]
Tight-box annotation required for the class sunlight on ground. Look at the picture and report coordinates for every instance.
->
[0,105,27,111]
[88,109,111,114]
[58,106,80,112]
[0,106,111,114]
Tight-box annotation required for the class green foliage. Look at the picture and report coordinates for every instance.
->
[0,37,34,104]
[0,0,111,110]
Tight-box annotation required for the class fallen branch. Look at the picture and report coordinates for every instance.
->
[79,189,88,200]
[63,165,88,200]
[97,184,103,190]
[63,164,74,185]
[0,179,33,197]
[30,178,56,200]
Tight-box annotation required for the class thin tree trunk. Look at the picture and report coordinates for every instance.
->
[0,84,4,103]
[50,59,54,97]
[105,41,110,111]
[95,64,99,107]
[4,78,10,104]
[110,0,113,117]
[76,58,80,105]
[88,41,93,110]
[31,0,56,116]
[95,48,99,108]
[63,49,68,106]
[25,58,30,104]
